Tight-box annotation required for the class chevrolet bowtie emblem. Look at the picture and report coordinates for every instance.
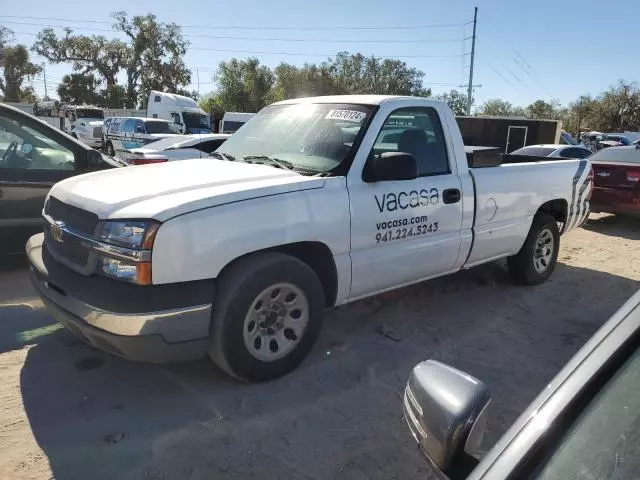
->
[51,221,65,243]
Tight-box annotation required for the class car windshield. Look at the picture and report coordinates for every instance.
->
[183,112,210,129]
[511,146,557,156]
[590,147,640,164]
[532,347,640,480]
[144,121,173,134]
[216,103,374,173]
[76,109,104,119]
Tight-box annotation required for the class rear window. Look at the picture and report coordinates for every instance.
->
[511,147,557,157]
[589,147,640,164]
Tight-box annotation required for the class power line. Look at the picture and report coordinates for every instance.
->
[1,14,471,31]
[1,20,466,44]
[186,46,465,59]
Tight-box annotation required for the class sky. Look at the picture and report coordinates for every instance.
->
[2,0,638,108]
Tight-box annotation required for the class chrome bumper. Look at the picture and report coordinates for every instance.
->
[26,233,211,362]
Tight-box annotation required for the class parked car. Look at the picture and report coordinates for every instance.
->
[403,288,640,480]
[26,95,593,382]
[589,146,640,216]
[0,103,120,252]
[103,117,182,157]
[510,144,593,159]
[119,133,230,164]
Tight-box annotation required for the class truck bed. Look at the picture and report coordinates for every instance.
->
[465,146,572,168]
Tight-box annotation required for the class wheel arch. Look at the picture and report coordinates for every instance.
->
[536,198,568,228]
[217,241,339,308]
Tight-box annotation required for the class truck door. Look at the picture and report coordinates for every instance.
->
[348,106,464,299]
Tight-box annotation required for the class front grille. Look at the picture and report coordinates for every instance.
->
[45,196,98,235]
[93,126,103,138]
[44,227,90,267]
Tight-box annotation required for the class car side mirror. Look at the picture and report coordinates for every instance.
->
[404,360,491,479]
[365,152,418,182]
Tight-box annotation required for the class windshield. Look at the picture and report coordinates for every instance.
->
[560,131,578,145]
[183,112,210,129]
[76,109,104,119]
[511,146,557,156]
[144,120,173,134]
[217,103,374,173]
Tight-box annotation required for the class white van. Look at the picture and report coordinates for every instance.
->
[147,90,211,135]
[103,117,182,157]
[220,112,255,134]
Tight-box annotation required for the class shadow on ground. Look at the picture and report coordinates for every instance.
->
[16,262,639,480]
[583,214,640,240]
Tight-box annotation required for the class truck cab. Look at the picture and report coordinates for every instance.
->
[147,90,211,135]
[64,106,105,149]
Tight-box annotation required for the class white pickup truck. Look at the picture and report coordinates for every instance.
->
[26,95,593,382]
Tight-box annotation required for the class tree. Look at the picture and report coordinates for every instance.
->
[213,58,275,112]
[435,90,470,115]
[477,99,526,117]
[0,44,42,102]
[57,73,104,105]
[32,12,192,108]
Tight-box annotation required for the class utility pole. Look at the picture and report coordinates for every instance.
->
[196,67,200,97]
[466,7,478,115]
[42,63,49,100]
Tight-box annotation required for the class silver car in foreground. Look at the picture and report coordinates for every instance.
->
[404,289,640,479]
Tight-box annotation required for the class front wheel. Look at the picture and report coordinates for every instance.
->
[508,213,560,285]
[209,253,325,382]
[105,141,115,157]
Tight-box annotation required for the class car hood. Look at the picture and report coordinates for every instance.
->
[49,159,324,221]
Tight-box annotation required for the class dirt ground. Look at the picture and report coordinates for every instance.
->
[0,213,638,480]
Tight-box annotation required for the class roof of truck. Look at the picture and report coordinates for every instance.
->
[272,95,423,106]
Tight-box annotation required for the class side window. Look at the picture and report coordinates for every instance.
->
[154,95,161,102]
[0,117,75,171]
[371,107,450,176]
[196,139,225,153]
[135,120,145,134]
[171,113,181,125]
[121,119,134,133]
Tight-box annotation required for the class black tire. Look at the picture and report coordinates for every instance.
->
[106,141,115,157]
[209,252,325,382]
[507,213,560,285]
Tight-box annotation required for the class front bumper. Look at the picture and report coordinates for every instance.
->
[26,233,213,362]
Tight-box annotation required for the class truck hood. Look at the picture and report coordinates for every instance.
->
[49,159,325,221]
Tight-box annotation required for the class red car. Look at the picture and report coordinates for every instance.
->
[590,146,640,216]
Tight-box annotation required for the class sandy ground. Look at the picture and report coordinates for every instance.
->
[0,213,638,480]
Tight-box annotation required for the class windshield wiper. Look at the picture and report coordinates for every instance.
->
[242,155,295,171]
[210,151,235,161]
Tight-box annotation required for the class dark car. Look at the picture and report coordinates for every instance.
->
[403,288,640,479]
[589,146,640,217]
[0,103,121,253]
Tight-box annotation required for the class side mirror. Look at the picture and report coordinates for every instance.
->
[365,152,418,182]
[404,360,490,479]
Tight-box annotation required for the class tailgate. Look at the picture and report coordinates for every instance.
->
[593,162,640,190]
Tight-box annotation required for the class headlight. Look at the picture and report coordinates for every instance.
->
[100,221,158,249]
[96,221,159,285]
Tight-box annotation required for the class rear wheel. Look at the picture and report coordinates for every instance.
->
[508,213,560,285]
[105,141,115,157]
[209,253,324,382]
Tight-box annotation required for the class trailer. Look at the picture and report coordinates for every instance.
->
[456,116,562,153]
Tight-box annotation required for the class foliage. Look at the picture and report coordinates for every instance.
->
[209,52,431,113]
[32,12,191,108]
[57,73,104,105]
[435,90,470,116]
[0,27,42,102]
[476,99,526,117]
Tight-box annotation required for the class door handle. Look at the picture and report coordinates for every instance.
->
[443,188,461,204]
